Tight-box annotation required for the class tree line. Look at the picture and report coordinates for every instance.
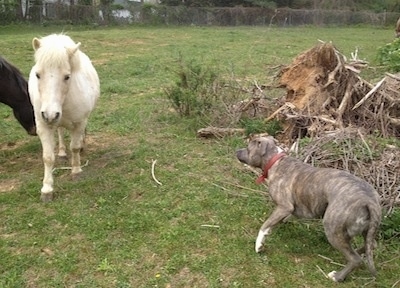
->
[159,0,400,12]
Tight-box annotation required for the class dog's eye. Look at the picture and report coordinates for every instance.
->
[64,75,70,81]
[35,72,40,79]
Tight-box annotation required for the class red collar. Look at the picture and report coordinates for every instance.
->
[256,152,286,184]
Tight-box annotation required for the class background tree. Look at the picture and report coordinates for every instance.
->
[159,0,400,11]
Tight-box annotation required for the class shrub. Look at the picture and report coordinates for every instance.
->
[240,118,282,136]
[165,57,220,117]
[377,38,400,72]
[381,209,400,240]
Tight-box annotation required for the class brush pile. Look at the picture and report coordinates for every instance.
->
[270,42,400,141]
[266,42,400,213]
[196,41,400,211]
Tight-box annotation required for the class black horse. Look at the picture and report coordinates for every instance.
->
[0,56,36,135]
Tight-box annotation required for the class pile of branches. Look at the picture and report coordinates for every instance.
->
[267,42,400,212]
[293,128,400,214]
[195,41,400,210]
[269,41,400,142]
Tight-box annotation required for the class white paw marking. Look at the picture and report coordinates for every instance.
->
[255,228,270,253]
[327,271,338,282]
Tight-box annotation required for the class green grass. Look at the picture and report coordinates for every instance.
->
[0,25,399,287]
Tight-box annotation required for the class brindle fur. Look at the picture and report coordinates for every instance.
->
[236,136,381,282]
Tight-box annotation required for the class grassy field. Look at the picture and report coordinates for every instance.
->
[0,25,399,287]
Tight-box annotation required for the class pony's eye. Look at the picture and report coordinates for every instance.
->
[64,75,70,81]
[35,73,40,79]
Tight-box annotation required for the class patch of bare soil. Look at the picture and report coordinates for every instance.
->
[0,179,20,192]
[167,267,209,288]
[0,139,30,151]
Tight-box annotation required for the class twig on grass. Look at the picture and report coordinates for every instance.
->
[391,278,400,288]
[317,254,345,267]
[379,254,400,266]
[151,159,162,186]
[241,226,253,237]
[212,183,249,198]
[219,180,269,196]
[200,224,220,228]
[52,160,89,172]
[316,265,329,279]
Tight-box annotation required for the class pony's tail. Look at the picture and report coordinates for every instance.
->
[365,203,382,277]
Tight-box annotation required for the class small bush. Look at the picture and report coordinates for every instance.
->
[377,39,400,72]
[240,118,282,136]
[381,209,400,240]
[165,57,220,117]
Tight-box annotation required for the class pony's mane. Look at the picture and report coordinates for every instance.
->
[0,56,28,92]
[34,34,80,70]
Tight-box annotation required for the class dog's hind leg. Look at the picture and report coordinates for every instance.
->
[325,233,363,282]
[256,205,293,253]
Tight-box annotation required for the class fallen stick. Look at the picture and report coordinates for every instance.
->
[352,77,385,110]
[218,180,269,196]
[317,254,345,267]
[197,127,245,138]
[200,224,220,228]
[316,265,329,279]
[386,72,400,81]
[151,159,162,185]
[52,160,89,172]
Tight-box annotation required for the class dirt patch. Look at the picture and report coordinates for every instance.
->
[0,139,31,151]
[0,179,20,192]
[167,267,208,288]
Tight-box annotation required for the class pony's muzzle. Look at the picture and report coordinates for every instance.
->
[41,111,60,124]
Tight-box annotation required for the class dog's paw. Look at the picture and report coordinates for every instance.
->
[255,242,264,253]
[327,271,339,282]
[255,230,266,253]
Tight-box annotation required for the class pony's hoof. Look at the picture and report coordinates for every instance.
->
[40,192,53,202]
[58,155,68,161]
[71,171,82,181]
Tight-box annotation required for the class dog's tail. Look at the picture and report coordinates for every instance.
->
[365,203,381,277]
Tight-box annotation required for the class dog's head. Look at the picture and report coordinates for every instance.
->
[236,136,280,169]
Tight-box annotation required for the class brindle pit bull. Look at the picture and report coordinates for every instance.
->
[236,136,381,282]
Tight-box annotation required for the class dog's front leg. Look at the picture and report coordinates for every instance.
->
[256,206,293,253]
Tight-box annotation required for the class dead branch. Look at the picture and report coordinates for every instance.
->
[197,127,246,138]
[151,159,162,185]
[352,77,386,110]
[336,80,355,127]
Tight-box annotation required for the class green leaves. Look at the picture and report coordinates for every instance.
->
[377,38,400,72]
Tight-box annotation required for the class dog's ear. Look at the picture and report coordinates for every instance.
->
[260,137,277,157]
[254,138,267,152]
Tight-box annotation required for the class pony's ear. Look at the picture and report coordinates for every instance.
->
[32,38,41,51]
[67,42,81,56]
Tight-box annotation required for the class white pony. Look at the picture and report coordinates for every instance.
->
[28,34,100,202]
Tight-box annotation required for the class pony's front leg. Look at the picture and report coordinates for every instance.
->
[37,125,56,202]
[57,127,67,158]
[69,124,86,175]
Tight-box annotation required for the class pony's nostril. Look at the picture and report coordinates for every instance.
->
[55,112,60,120]
[41,111,47,121]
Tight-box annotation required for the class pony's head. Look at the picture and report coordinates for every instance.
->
[32,34,81,125]
[0,57,36,135]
